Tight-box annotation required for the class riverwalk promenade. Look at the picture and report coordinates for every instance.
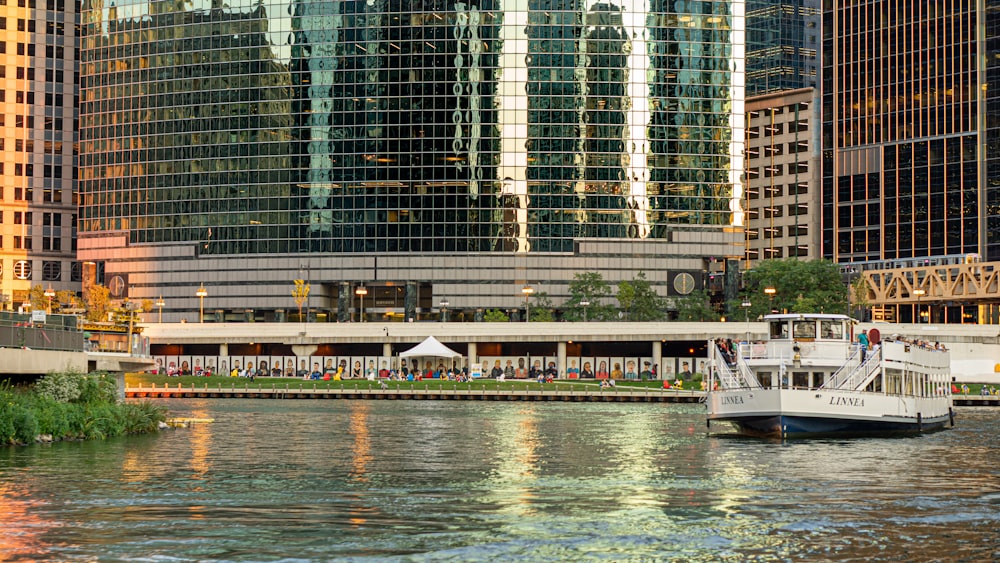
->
[126,381,703,403]
[125,381,999,406]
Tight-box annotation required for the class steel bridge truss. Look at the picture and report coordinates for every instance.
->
[861,261,1000,305]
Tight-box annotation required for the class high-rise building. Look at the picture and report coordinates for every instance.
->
[823,1,996,322]
[78,0,747,322]
[744,87,820,266]
[745,0,820,96]
[0,0,79,309]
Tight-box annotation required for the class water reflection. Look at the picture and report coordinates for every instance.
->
[0,401,998,561]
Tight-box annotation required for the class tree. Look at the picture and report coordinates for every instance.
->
[617,272,668,321]
[482,309,509,322]
[565,272,615,321]
[850,276,871,321]
[530,292,556,322]
[85,284,111,322]
[291,279,310,321]
[738,259,848,318]
[672,290,718,321]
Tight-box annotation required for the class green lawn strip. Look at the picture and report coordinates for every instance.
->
[126,374,699,392]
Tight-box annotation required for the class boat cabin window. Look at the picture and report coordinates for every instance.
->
[821,320,845,340]
[793,320,816,339]
[769,321,789,339]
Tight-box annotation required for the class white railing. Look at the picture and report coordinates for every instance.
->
[822,346,863,389]
[712,342,761,390]
[822,346,881,391]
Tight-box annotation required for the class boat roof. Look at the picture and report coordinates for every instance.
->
[763,313,853,321]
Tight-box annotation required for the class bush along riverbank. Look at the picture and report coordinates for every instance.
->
[0,370,167,446]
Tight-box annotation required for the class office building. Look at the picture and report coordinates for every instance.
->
[0,0,79,308]
[744,87,820,266]
[78,0,747,322]
[823,1,996,322]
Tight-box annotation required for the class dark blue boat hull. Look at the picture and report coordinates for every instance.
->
[727,413,953,438]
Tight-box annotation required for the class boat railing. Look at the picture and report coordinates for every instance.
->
[713,342,761,390]
[822,346,882,391]
[822,346,864,389]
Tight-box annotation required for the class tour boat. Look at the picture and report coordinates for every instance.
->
[706,313,955,438]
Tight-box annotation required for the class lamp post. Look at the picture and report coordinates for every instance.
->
[580,298,590,322]
[44,284,55,314]
[196,283,208,323]
[355,285,368,322]
[521,285,534,323]
[439,297,449,322]
[155,296,165,323]
[764,286,777,313]
[125,297,136,356]
[913,288,926,323]
[742,300,752,341]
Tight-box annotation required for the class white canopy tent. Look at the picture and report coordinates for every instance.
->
[398,336,462,359]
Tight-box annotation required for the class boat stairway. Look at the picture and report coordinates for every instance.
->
[711,343,761,390]
[822,347,882,392]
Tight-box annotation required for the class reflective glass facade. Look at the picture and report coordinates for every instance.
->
[80,0,745,255]
[822,0,993,263]
[745,0,819,96]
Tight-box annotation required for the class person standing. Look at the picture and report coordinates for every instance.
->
[858,329,870,362]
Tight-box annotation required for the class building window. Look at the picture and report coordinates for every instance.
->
[42,261,61,281]
[13,260,31,280]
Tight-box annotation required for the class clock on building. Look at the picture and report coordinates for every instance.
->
[109,275,127,298]
[673,272,695,295]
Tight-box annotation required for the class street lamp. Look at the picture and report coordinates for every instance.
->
[913,288,926,323]
[124,297,137,355]
[439,297,449,322]
[521,285,534,322]
[764,286,777,313]
[740,300,752,343]
[355,285,368,322]
[580,298,590,322]
[196,284,208,323]
[155,296,166,323]
[44,284,55,314]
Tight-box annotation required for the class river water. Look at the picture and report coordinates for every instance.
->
[1,399,998,562]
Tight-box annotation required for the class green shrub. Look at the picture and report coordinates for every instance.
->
[34,370,83,403]
[33,399,73,438]
[0,403,16,444]
[77,372,118,404]
[12,407,38,444]
[0,371,164,446]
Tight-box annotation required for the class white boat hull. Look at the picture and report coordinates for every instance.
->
[707,388,954,438]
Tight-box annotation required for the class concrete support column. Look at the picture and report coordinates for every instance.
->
[557,341,567,377]
[220,343,229,357]
[383,342,392,362]
[468,342,478,373]
[652,340,662,379]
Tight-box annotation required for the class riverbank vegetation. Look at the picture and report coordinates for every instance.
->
[0,370,166,445]
[127,373,700,392]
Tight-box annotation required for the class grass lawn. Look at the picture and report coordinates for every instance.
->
[126,373,703,393]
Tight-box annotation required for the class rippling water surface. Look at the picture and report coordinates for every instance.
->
[1,400,999,562]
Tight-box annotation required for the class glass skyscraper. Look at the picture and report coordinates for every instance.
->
[79,0,746,321]
[745,0,819,96]
[822,1,992,263]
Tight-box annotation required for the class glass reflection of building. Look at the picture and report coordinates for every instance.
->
[79,0,746,322]
[745,0,819,96]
